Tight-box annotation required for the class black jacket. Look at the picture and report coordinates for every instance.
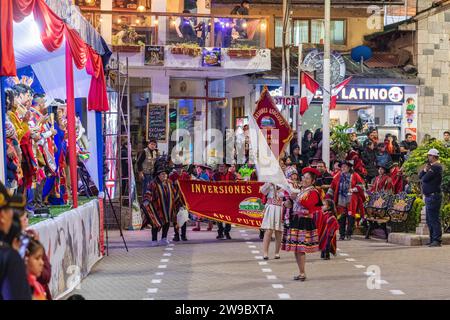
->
[0,238,31,300]
[362,147,377,178]
[419,163,443,196]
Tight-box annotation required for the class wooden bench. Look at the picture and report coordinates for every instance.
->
[387,192,416,233]
[364,192,392,240]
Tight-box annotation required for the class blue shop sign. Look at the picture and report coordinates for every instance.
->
[312,85,405,105]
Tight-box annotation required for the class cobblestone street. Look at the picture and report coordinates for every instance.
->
[73,225,450,300]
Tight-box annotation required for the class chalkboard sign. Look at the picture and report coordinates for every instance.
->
[146,103,168,143]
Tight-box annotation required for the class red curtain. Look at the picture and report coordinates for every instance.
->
[1,0,110,207]
[0,0,108,112]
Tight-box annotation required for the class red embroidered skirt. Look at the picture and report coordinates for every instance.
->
[282,216,319,253]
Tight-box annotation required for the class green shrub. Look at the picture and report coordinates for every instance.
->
[406,197,424,232]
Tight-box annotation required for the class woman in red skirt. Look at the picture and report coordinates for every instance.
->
[282,167,322,281]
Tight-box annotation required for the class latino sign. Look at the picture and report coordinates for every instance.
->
[313,85,405,105]
[274,96,300,106]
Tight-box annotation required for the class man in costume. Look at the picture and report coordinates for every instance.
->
[327,160,366,240]
[137,139,160,197]
[213,164,236,240]
[389,163,404,194]
[141,164,181,246]
[169,164,189,242]
[28,93,57,213]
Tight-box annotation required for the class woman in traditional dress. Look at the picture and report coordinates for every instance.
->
[259,182,286,260]
[141,166,180,246]
[317,199,339,260]
[327,160,366,241]
[369,163,394,193]
[282,167,322,281]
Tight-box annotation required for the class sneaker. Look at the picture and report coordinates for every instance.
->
[181,236,188,241]
[172,234,180,242]
[150,240,159,247]
[225,233,232,240]
[159,238,170,246]
[428,241,442,247]
[216,234,225,240]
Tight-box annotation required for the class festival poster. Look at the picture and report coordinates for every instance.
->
[253,87,293,158]
[178,180,265,229]
[402,93,418,141]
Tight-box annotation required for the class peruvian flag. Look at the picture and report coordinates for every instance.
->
[299,72,320,116]
[330,77,353,109]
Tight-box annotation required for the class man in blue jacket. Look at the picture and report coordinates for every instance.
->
[419,148,443,247]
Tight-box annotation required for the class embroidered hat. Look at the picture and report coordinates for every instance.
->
[285,166,298,179]
[301,167,321,177]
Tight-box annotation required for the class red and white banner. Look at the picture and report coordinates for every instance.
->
[330,77,353,109]
[178,180,265,228]
[299,72,320,115]
[253,87,293,158]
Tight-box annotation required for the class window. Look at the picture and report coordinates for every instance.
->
[275,18,346,46]
[293,20,309,45]
[311,19,346,45]
[232,97,245,129]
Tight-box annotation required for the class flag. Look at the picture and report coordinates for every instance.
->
[299,72,320,116]
[330,77,352,110]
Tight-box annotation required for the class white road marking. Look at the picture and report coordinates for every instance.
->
[160,259,169,263]
[151,279,162,284]
[336,248,341,251]
[345,258,356,262]
[155,272,164,276]
[267,275,277,280]
[146,288,158,293]
[278,293,291,299]
[246,241,254,244]
[354,265,365,269]
[165,248,174,251]
[248,245,257,248]
[251,250,260,254]
[376,280,389,285]
[339,253,349,257]
[258,261,268,265]
[272,284,284,289]
[262,268,272,273]
[158,265,167,269]
[163,253,172,257]
[142,298,155,300]
[168,244,175,247]
[254,256,263,260]
[390,290,405,295]
[239,230,245,233]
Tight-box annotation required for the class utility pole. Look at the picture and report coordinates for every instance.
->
[282,0,291,154]
[322,0,331,167]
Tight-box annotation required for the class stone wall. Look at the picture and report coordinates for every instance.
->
[416,0,450,141]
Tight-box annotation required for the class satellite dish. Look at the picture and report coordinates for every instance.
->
[351,46,373,72]
[351,46,373,62]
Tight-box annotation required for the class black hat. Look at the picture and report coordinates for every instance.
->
[0,181,26,210]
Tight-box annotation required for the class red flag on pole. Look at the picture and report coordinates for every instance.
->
[299,72,320,116]
[330,77,353,110]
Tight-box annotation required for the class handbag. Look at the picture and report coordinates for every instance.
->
[177,207,189,227]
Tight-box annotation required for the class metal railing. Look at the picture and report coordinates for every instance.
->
[79,8,269,49]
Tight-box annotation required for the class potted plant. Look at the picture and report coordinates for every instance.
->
[227,45,257,58]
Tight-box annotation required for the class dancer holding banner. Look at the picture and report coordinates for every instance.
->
[282,167,322,281]
[259,182,286,260]
[142,165,180,246]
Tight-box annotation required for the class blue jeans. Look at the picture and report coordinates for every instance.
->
[425,193,442,243]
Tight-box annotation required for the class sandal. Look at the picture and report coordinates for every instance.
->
[293,274,306,281]
[263,256,269,260]
[274,254,280,259]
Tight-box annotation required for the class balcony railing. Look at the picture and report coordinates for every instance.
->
[79,9,269,50]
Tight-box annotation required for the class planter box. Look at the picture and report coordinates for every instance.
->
[112,45,142,53]
[170,46,201,57]
[227,49,257,58]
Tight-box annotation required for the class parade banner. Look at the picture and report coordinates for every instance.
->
[253,87,293,158]
[178,180,265,228]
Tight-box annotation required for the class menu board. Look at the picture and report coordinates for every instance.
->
[146,104,168,143]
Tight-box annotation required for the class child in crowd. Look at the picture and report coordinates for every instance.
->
[25,239,47,300]
[318,199,339,260]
